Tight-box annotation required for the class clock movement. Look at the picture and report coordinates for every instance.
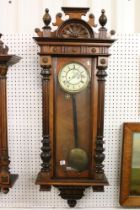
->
[34,7,115,207]
[0,34,21,193]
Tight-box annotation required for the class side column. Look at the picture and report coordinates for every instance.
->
[94,57,108,192]
[0,65,10,194]
[36,56,52,191]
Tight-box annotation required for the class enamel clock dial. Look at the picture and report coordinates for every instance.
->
[58,62,90,93]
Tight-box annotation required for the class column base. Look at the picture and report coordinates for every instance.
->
[0,174,18,194]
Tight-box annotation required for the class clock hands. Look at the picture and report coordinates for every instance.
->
[68,70,81,83]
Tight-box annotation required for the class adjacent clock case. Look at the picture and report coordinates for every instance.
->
[0,34,21,193]
[34,7,115,207]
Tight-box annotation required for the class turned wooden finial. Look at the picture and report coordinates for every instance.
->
[99,9,107,27]
[0,33,9,55]
[110,30,116,36]
[43,8,52,29]
[0,33,3,49]
[34,9,52,37]
[35,28,43,37]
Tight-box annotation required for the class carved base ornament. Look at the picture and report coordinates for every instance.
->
[34,7,116,207]
[0,34,21,193]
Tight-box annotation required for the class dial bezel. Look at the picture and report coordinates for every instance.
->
[58,62,90,93]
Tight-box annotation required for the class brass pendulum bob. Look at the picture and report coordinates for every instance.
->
[68,94,88,172]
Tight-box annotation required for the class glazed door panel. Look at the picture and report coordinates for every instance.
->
[54,57,93,178]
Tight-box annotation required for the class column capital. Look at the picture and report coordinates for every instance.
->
[97,56,108,70]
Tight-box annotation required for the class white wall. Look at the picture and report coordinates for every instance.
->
[135,0,140,32]
[0,0,139,33]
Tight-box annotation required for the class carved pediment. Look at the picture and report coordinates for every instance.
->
[35,7,98,39]
[57,20,93,38]
[35,7,115,40]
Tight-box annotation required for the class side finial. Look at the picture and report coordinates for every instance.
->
[43,8,52,29]
[34,8,52,37]
[99,9,107,27]
[53,13,64,27]
[0,33,9,54]
[88,13,97,28]
[35,28,43,37]
[110,30,116,36]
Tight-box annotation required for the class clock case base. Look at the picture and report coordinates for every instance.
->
[36,172,108,207]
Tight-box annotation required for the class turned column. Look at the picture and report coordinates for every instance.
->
[94,10,109,192]
[37,56,52,191]
[0,34,21,193]
[95,57,108,180]
[0,64,10,194]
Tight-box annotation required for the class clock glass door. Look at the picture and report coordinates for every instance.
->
[54,57,92,178]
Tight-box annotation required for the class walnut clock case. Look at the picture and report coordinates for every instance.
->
[34,7,115,207]
[0,34,21,193]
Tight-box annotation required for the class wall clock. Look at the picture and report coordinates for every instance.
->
[0,34,21,193]
[34,7,115,207]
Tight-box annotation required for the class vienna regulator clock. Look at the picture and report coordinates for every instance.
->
[34,7,115,207]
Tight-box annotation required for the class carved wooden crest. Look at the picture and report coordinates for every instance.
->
[35,7,115,40]
[57,20,92,38]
